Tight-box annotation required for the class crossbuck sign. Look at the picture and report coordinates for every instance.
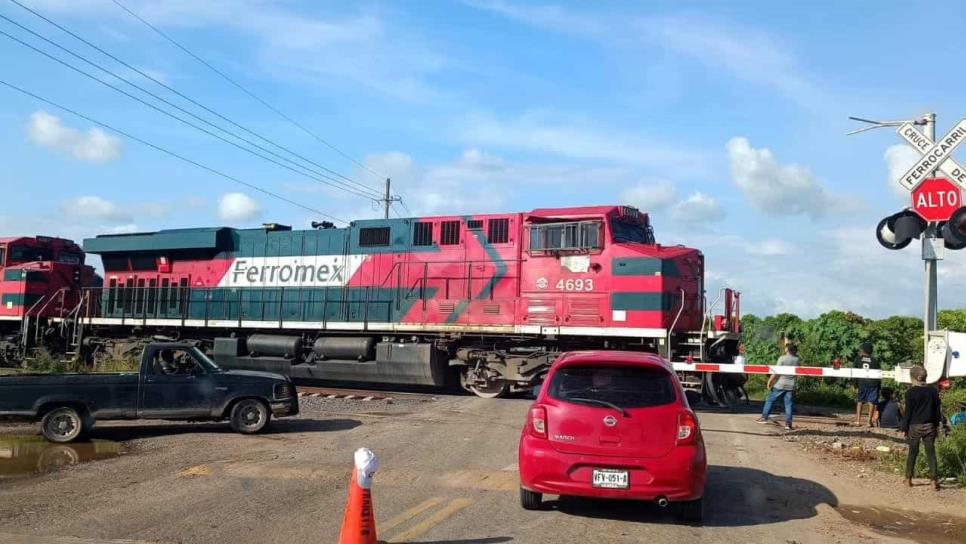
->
[896,120,966,190]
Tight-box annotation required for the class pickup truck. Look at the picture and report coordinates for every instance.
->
[0,342,299,442]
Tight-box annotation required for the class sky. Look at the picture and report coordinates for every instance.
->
[2,0,966,319]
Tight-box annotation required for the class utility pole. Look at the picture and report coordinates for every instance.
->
[381,178,401,219]
[922,113,939,346]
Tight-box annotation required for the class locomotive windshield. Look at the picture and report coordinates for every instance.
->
[7,245,53,263]
[529,221,602,251]
[610,218,655,244]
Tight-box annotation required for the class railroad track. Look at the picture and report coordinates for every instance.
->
[296,385,439,402]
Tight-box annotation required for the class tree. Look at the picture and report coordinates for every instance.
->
[869,315,923,369]
[799,311,869,367]
[938,309,966,332]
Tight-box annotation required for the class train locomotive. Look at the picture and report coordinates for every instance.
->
[9,205,742,399]
[0,236,98,365]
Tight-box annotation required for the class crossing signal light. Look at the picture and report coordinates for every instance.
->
[940,206,966,249]
[876,210,925,250]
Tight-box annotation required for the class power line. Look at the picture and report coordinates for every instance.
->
[0,77,345,223]
[0,8,381,201]
[109,0,389,186]
[0,25,381,201]
[7,0,382,199]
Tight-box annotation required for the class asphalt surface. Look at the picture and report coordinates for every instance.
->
[0,395,963,544]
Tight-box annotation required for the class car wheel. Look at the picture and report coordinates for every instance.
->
[520,487,543,510]
[675,497,704,524]
[41,407,84,443]
[230,399,270,434]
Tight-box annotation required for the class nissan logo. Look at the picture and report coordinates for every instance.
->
[603,415,617,427]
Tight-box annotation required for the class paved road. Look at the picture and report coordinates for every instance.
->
[0,396,961,544]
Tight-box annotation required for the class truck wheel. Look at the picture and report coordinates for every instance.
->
[675,497,704,524]
[230,399,270,434]
[41,407,84,443]
[519,487,543,510]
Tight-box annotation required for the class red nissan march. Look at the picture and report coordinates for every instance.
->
[518,351,706,522]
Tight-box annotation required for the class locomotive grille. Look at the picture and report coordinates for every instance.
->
[567,298,602,324]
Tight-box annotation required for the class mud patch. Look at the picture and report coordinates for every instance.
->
[836,504,966,544]
[0,435,124,478]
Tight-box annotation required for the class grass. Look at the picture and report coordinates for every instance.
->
[19,350,139,374]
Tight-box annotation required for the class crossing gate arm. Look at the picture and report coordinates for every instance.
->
[671,362,894,380]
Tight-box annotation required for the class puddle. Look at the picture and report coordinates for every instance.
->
[836,504,966,544]
[0,435,124,478]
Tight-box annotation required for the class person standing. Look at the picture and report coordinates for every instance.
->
[853,342,881,427]
[755,343,800,431]
[900,365,950,490]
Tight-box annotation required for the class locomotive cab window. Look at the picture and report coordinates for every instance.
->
[611,217,655,244]
[440,220,461,245]
[56,251,84,265]
[8,245,53,263]
[529,221,602,252]
[359,227,391,247]
[0,245,5,266]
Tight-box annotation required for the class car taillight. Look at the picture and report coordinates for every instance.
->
[529,406,547,438]
[677,411,698,445]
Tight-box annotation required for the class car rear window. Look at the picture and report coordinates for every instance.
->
[547,364,676,408]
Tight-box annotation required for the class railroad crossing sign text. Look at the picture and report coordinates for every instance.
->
[896,119,966,190]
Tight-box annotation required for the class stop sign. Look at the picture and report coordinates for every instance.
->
[912,177,962,221]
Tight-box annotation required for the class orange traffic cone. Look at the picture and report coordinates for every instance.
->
[337,448,380,544]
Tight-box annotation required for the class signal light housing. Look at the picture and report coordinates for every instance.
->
[941,207,966,249]
[876,210,926,250]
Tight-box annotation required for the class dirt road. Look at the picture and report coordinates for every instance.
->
[0,395,963,544]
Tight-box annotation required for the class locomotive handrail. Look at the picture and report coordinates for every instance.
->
[666,287,686,358]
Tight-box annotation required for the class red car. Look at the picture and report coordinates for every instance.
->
[518,351,707,522]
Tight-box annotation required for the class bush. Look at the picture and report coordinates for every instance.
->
[895,424,966,482]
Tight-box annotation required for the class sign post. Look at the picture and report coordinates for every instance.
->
[849,112,966,356]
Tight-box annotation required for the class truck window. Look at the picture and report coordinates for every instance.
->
[152,349,204,376]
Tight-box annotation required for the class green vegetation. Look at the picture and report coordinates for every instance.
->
[743,309,966,482]
[20,351,139,374]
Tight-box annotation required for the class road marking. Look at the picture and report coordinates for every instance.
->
[180,464,210,477]
[380,496,446,533]
[387,498,474,543]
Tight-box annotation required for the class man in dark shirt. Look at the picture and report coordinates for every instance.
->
[873,387,902,429]
[900,365,951,490]
[853,342,881,426]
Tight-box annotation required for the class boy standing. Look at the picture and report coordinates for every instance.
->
[853,342,881,426]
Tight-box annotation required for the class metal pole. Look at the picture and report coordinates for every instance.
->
[384,177,391,219]
[923,113,938,351]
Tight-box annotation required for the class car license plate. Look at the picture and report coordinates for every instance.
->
[592,468,629,489]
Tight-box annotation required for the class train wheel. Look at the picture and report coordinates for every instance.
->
[469,379,509,399]
[461,368,509,398]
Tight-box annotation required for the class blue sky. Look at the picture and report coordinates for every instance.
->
[2,0,966,318]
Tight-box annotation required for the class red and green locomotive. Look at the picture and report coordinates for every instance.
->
[67,205,739,397]
[0,236,98,365]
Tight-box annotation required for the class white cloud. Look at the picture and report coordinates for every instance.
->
[60,196,132,223]
[470,2,825,108]
[884,144,920,197]
[459,113,711,174]
[727,137,859,219]
[620,181,677,211]
[217,192,261,222]
[27,111,122,163]
[670,191,725,224]
[746,238,792,256]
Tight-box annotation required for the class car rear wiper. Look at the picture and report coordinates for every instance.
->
[568,397,630,417]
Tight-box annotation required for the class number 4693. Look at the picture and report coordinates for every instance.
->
[556,278,593,291]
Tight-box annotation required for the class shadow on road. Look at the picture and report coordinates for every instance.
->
[414,538,512,544]
[85,418,361,441]
[548,465,837,527]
